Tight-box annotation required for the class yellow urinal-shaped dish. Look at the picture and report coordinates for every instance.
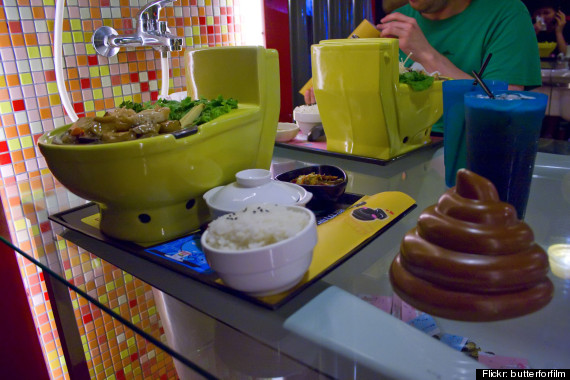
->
[312,38,443,160]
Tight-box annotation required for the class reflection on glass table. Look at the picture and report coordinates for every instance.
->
[1,143,569,379]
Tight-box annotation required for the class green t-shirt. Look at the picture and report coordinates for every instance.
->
[395,0,542,133]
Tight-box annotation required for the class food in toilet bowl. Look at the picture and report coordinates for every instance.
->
[54,96,238,145]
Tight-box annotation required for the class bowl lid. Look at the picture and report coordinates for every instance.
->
[203,169,308,212]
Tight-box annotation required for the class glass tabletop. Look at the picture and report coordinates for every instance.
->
[2,144,570,379]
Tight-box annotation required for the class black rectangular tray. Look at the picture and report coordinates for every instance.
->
[49,192,415,309]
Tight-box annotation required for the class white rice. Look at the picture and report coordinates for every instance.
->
[294,104,319,114]
[205,203,310,250]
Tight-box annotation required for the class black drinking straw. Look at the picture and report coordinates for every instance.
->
[472,70,495,99]
[472,53,492,85]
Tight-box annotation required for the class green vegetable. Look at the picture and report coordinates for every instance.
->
[399,71,435,91]
[119,95,238,124]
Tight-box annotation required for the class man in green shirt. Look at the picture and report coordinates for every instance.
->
[377,0,542,133]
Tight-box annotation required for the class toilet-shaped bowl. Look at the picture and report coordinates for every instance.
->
[38,46,280,243]
[311,38,443,160]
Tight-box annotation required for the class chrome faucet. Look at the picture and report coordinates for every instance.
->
[92,0,183,58]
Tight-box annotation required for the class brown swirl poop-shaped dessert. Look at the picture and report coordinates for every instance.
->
[390,169,553,321]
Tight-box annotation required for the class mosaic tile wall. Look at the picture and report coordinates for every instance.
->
[0,0,246,378]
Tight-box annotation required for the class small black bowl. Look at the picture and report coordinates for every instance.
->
[275,165,348,205]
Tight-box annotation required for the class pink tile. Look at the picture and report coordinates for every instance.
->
[75,43,86,55]
[14,47,27,60]
[9,86,23,99]
[44,7,55,19]
[21,20,35,33]
[52,106,63,118]
[37,32,50,45]
[68,7,80,18]
[82,90,93,100]
[35,84,47,96]
[78,67,89,77]
[27,109,40,122]
[25,97,38,109]
[1,48,15,62]
[32,72,45,83]
[65,56,77,68]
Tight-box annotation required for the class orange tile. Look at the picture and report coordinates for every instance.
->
[128,63,137,72]
[82,20,92,31]
[166,7,174,17]
[5,126,18,139]
[0,22,8,33]
[94,99,104,110]
[17,123,30,135]
[198,7,205,16]
[120,74,130,85]
[72,91,82,102]
[0,35,10,47]
[40,108,52,120]
[37,97,49,108]
[69,79,80,91]
[104,99,114,109]
[67,67,78,80]
[10,150,23,163]
[118,53,127,63]
[17,0,30,5]
[121,7,130,17]
[24,33,38,45]
[6,74,20,86]
[191,16,198,25]
[23,148,36,160]
[147,60,155,70]
[113,19,122,30]
[77,55,88,66]
[14,162,26,174]
[137,61,147,71]
[62,19,70,32]
[91,77,102,88]
[32,7,45,19]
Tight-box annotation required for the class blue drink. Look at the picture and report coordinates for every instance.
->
[443,79,508,187]
[464,91,548,219]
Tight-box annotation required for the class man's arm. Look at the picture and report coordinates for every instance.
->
[377,13,472,79]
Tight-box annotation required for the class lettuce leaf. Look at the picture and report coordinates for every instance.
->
[399,71,435,91]
[119,95,238,123]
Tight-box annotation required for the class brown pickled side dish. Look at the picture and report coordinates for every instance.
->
[291,173,344,186]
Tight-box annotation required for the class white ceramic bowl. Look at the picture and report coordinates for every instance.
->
[293,105,322,135]
[203,169,312,219]
[201,205,317,296]
[275,122,300,142]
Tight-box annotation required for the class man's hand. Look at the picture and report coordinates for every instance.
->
[304,87,316,105]
[376,13,438,64]
[555,10,567,34]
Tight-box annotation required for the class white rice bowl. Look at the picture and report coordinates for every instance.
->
[200,203,318,295]
[204,203,310,250]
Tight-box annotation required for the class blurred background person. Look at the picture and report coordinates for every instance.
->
[531,0,567,56]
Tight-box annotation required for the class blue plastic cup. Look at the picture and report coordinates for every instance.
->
[464,91,548,220]
[443,79,508,187]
